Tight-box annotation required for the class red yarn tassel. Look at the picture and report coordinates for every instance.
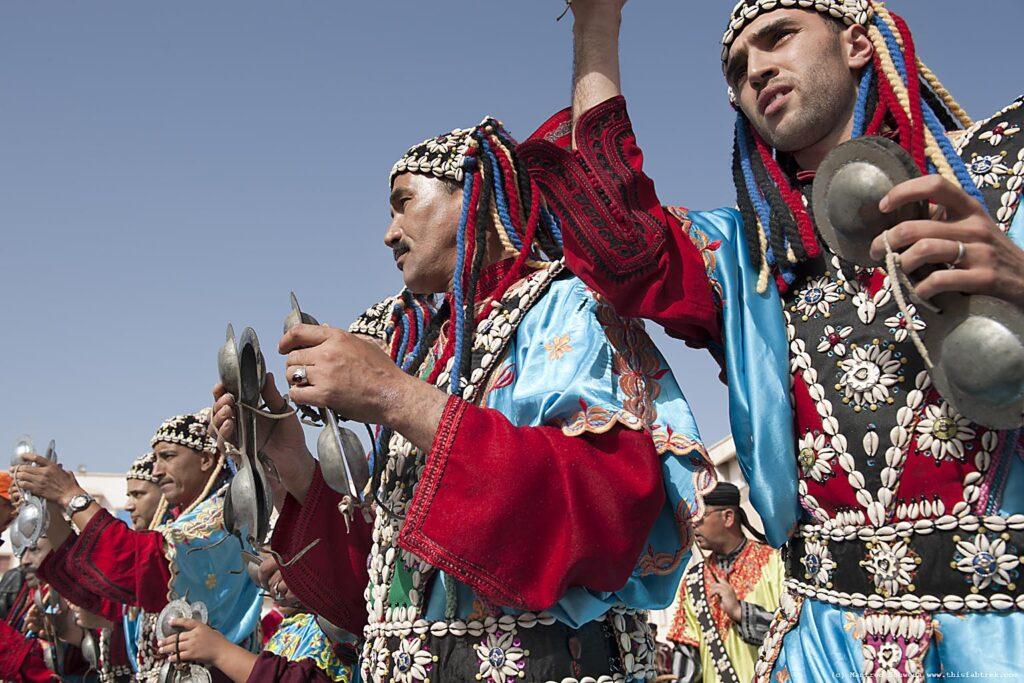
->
[750,127,820,258]
[890,12,927,173]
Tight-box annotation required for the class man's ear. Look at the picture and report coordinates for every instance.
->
[199,450,217,473]
[723,508,738,529]
[846,24,874,71]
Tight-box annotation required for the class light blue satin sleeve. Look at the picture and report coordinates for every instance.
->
[426,274,710,628]
[689,209,801,547]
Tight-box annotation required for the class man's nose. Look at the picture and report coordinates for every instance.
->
[747,50,778,92]
[384,220,402,248]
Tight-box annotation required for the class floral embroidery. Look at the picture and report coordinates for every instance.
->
[837,342,903,410]
[968,152,1010,188]
[652,425,708,458]
[204,573,217,590]
[842,612,865,640]
[883,306,926,343]
[861,539,920,597]
[799,538,837,587]
[979,121,1020,146]
[915,401,976,462]
[797,432,836,483]
[391,637,436,683]
[953,532,1022,592]
[474,629,528,682]
[816,324,853,356]
[543,334,573,360]
[637,499,695,578]
[560,401,644,437]
[792,277,842,319]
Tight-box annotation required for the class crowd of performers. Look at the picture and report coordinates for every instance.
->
[3,0,1024,680]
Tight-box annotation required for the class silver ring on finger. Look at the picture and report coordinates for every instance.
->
[951,240,966,267]
[290,366,309,386]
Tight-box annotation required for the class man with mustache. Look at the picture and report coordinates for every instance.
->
[666,482,783,683]
[518,0,1024,680]
[15,410,262,682]
[214,117,714,681]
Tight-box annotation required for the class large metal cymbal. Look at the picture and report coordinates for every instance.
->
[812,136,928,267]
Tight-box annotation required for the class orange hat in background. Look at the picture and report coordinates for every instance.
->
[0,471,12,501]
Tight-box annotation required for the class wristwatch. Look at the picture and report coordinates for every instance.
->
[66,492,95,517]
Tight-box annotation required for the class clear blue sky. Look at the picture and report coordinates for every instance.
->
[2,1,1021,472]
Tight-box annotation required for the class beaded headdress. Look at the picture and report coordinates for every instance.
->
[721,1,982,293]
[150,408,217,455]
[721,0,873,64]
[390,126,476,186]
[386,117,564,392]
[126,452,159,484]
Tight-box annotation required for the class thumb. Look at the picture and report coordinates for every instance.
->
[169,617,200,631]
[262,372,287,413]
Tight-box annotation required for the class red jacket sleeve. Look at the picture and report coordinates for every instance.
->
[37,509,171,614]
[0,620,54,682]
[517,95,721,347]
[272,463,372,636]
[38,533,124,623]
[398,396,665,611]
[246,651,339,683]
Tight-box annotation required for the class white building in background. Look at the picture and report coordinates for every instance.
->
[649,435,764,643]
[0,469,128,573]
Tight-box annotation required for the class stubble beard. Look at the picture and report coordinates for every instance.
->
[750,63,855,155]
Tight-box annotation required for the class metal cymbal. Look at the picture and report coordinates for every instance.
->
[812,136,928,267]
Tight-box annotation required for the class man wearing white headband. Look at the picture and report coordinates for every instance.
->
[519,1,1024,680]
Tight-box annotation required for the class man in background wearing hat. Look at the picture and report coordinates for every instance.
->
[124,452,163,532]
[0,471,57,682]
[521,0,1024,679]
[14,410,262,681]
[666,482,783,683]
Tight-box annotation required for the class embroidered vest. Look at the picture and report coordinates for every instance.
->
[355,262,655,683]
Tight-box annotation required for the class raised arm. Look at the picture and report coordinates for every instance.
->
[569,0,627,137]
[518,1,724,347]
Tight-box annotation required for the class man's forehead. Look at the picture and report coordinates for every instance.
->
[721,0,872,64]
[154,441,194,456]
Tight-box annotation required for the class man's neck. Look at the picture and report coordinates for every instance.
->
[175,489,202,514]
[792,113,856,172]
[714,536,747,561]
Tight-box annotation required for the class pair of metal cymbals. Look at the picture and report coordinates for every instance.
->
[814,136,1024,428]
[157,599,212,683]
[9,438,57,557]
[284,293,369,504]
[218,326,273,544]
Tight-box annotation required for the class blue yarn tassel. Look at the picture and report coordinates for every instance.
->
[449,165,477,394]
[480,137,524,251]
[852,64,874,139]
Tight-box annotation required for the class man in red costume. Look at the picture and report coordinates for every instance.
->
[214,117,713,681]
[14,410,262,681]
[517,1,1024,679]
[0,538,59,683]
